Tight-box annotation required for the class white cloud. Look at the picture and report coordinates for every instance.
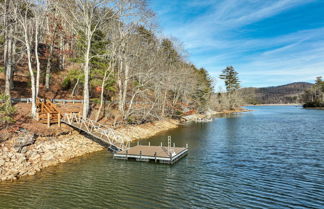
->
[151,0,323,87]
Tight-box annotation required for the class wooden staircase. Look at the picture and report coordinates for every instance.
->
[36,98,62,127]
[36,98,130,151]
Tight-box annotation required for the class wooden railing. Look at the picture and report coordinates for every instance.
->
[36,98,130,151]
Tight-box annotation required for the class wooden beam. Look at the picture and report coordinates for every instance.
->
[47,113,50,128]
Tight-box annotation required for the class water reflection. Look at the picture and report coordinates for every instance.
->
[1,106,323,208]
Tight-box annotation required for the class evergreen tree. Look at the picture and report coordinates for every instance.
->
[301,76,324,107]
[218,66,242,110]
[219,66,240,92]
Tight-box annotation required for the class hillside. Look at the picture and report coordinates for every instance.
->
[240,82,313,104]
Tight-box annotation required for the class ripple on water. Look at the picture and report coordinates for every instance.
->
[0,106,323,208]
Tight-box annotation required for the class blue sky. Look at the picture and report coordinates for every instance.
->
[148,0,324,88]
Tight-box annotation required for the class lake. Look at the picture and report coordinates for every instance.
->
[0,106,323,208]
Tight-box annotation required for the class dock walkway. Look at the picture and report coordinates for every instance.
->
[36,99,131,151]
[36,98,188,164]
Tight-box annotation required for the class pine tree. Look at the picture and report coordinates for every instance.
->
[219,66,240,92]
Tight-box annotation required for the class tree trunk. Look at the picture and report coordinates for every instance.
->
[95,69,108,122]
[45,44,53,89]
[71,78,80,97]
[117,59,124,112]
[161,89,168,117]
[4,24,13,100]
[82,33,91,119]
[121,62,129,117]
[35,19,41,97]
[59,34,64,70]
[3,0,8,75]
[25,38,37,118]
[10,28,16,89]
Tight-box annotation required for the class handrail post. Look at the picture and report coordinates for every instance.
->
[47,113,50,128]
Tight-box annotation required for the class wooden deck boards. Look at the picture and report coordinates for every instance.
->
[114,145,188,164]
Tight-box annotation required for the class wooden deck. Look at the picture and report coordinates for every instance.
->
[114,145,188,164]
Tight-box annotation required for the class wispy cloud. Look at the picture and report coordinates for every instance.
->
[149,0,324,87]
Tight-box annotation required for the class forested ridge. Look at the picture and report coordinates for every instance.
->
[0,0,221,126]
[240,82,313,104]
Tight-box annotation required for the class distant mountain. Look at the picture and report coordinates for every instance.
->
[240,82,313,104]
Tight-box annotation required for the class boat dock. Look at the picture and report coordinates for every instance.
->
[114,138,188,164]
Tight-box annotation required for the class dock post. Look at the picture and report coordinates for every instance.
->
[160,142,162,147]
[168,137,171,154]
[126,150,128,159]
[140,151,142,159]
[137,141,139,146]
[154,152,157,163]
[186,144,188,149]
[47,113,50,128]
[173,143,175,148]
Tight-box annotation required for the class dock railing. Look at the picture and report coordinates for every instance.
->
[62,113,131,151]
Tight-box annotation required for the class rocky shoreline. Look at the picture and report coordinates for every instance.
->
[0,129,103,182]
[0,109,248,182]
[0,119,181,182]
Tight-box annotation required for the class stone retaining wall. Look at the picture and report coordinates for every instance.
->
[0,131,103,181]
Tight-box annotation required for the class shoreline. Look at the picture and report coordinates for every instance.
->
[246,104,301,106]
[0,108,248,182]
[303,107,324,110]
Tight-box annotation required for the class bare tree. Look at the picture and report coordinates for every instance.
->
[56,0,118,118]
[15,0,38,117]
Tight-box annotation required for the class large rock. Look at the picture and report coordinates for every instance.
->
[42,152,54,161]
[14,129,35,153]
[0,159,5,167]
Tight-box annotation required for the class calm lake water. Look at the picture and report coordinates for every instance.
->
[0,106,323,209]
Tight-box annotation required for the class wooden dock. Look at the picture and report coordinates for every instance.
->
[36,98,189,164]
[114,139,188,164]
